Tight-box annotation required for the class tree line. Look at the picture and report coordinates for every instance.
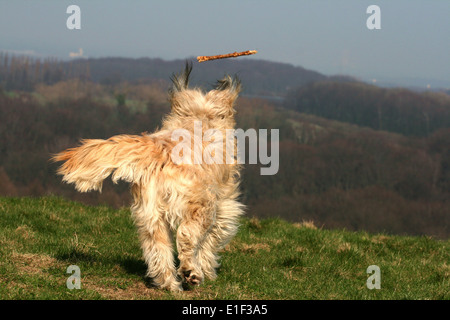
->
[0,52,91,91]
[284,81,450,137]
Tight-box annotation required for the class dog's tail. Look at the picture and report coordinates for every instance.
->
[52,134,170,192]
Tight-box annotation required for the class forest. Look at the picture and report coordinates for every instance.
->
[0,54,449,238]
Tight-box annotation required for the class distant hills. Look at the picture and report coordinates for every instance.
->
[1,54,449,139]
[64,57,328,96]
[60,56,450,93]
[2,52,449,97]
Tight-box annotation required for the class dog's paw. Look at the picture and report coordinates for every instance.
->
[183,270,203,286]
[179,268,204,286]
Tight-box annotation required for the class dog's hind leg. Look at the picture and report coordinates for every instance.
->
[137,216,182,291]
[176,200,217,286]
[196,198,245,280]
[132,185,182,291]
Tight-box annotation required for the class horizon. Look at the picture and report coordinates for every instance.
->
[1,1,449,88]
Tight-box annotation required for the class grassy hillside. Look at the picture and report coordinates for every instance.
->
[0,196,448,300]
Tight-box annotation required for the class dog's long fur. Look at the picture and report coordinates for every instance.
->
[53,63,244,291]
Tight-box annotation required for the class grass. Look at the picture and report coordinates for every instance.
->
[0,196,448,300]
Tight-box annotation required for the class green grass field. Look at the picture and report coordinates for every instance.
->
[0,196,448,300]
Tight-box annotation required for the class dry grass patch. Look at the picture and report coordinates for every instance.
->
[293,220,317,230]
[337,242,352,253]
[82,277,165,300]
[241,243,271,254]
[371,235,390,244]
[10,252,60,275]
[14,225,35,240]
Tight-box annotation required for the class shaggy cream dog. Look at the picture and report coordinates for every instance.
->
[53,64,244,291]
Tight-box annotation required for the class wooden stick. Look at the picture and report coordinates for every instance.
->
[197,50,257,63]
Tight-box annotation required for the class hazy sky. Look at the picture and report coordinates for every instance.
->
[1,0,449,86]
